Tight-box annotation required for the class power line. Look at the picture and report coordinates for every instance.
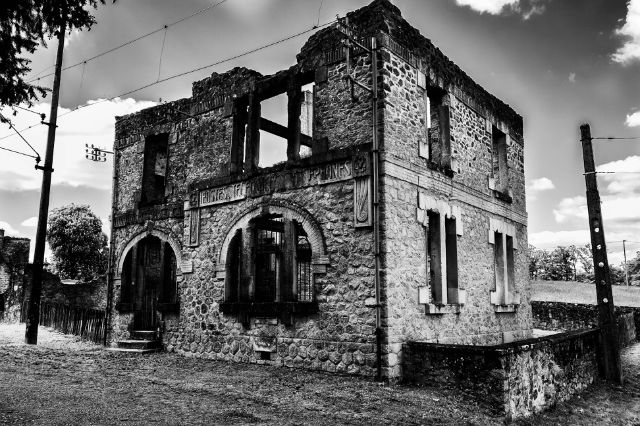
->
[55,20,336,119]
[0,19,337,141]
[28,0,231,84]
[584,171,640,175]
[592,136,640,141]
[0,113,40,159]
[0,145,39,159]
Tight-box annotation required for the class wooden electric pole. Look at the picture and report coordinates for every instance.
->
[580,123,623,383]
[25,22,66,344]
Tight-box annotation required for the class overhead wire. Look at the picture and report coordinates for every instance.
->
[27,0,231,84]
[54,19,337,120]
[0,18,337,143]
[0,113,41,159]
[0,145,39,159]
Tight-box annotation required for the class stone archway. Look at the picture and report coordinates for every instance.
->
[116,228,182,330]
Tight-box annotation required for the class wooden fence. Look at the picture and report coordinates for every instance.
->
[21,301,106,344]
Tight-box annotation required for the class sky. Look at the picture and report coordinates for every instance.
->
[0,0,639,266]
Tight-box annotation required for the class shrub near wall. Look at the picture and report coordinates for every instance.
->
[403,330,599,419]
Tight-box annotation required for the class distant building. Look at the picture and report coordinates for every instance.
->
[0,229,30,321]
[107,0,530,379]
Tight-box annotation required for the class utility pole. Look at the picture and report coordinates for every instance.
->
[580,123,622,383]
[623,240,630,286]
[25,22,66,344]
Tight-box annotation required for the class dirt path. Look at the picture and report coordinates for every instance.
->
[0,323,639,425]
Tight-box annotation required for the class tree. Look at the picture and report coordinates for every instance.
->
[47,204,108,281]
[1,0,103,107]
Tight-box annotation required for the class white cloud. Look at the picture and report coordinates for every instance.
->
[612,0,640,64]
[568,72,576,83]
[598,155,640,194]
[0,221,21,237]
[529,229,591,249]
[20,217,38,227]
[0,98,156,192]
[454,0,546,18]
[528,177,555,192]
[625,110,640,127]
[539,155,640,262]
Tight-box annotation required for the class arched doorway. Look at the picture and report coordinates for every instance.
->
[120,235,178,330]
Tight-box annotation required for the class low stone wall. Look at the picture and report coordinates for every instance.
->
[403,330,599,419]
[531,301,638,347]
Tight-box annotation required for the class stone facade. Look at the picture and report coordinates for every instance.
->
[107,0,531,380]
[403,330,599,419]
[0,229,30,322]
[532,300,638,348]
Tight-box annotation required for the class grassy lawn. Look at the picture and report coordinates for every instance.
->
[532,280,640,307]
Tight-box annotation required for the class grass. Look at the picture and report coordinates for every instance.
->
[531,280,640,307]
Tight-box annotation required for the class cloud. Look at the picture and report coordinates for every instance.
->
[0,221,21,237]
[20,217,38,227]
[540,155,640,264]
[626,110,640,127]
[528,177,555,192]
[454,0,546,18]
[612,0,640,64]
[568,72,576,83]
[0,98,156,192]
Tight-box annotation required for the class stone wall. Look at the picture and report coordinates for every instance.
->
[0,231,30,322]
[532,300,638,347]
[403,330,599,419]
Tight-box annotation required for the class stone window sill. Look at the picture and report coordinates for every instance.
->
[220,301,319,326]
[426,160,455,178]
[493,189,513,204]
[493,304,519,313]
[424,303,463,315]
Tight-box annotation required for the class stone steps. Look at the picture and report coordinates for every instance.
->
[111,330,162,354]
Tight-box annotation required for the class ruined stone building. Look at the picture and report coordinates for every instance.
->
[107,0,530,379]
[0,229,30,321]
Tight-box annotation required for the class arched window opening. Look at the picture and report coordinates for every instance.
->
[224,214,314,305]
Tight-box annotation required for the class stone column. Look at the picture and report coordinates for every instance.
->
[287,79,302,162]
[241,224,256,301]
[245,93,261,172]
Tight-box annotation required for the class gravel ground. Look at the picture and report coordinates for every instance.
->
[1,323,639,425]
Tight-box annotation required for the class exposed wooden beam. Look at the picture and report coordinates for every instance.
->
[259,118,312,147]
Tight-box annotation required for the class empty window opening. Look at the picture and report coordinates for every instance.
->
[299,83,315,159]
[225,214,314,304]
[493,232,515,302]
[422,88,451,169]
[229,72,315,173]
[140,133,169,206]
[492,126,508,193]
[426,211,458,305]
[259,93,289,168]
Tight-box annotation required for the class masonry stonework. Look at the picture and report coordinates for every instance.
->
[108,0,532,380]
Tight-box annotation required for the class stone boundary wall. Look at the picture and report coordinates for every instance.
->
[403,330,599,419]
[531,301,638,347]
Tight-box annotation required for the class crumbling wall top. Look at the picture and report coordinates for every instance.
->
[298,0,523,135]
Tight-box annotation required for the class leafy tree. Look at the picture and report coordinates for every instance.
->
[47,204,108,281]
[1,0,104,107]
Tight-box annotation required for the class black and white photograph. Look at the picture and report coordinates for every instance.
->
[1,0,639,423]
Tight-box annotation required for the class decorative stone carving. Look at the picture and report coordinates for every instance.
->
[354,177,372,227]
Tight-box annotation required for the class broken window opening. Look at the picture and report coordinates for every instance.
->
[421,88,451,170]
[491,126,508,193]
[140,133,169,206]
[491,229,518,308]
[229,72,316,173]
[225,214,314,304]
[426,211,458,305]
